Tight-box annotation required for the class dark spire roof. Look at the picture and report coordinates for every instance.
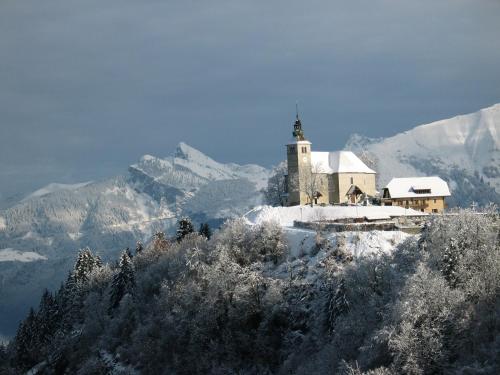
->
[292,103,306,141]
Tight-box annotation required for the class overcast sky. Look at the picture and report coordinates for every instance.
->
[1,0,500,199]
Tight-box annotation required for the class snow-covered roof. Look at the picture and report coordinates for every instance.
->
[311,151,376,174]
[385,177,451,198]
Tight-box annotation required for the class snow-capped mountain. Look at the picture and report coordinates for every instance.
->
[0,143,270,338]
[345,103,500,207]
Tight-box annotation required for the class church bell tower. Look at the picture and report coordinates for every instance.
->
[286,109,311,206]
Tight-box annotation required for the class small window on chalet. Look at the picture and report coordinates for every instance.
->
[413,188,431,194]
[433,199,437,203]
[289,146,296,152]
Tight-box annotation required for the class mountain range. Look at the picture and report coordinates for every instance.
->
[0,142,270,338]
[1,103,499,338]
[345,103,500,207]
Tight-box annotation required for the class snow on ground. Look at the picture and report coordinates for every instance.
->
[274,227,412,284]
[244,206,415,266]
[245,205,426,227]
[283,227,410,259]
[0,249,47,262]
[0,216,5,230]
[339,230,409,257]
[22,181,93,201]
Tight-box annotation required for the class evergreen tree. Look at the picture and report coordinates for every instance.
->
[36,289,58,348]
[109,251,136,312]
[126,247,133,259]
[441,237,460,287]
[0,343,7,367]
[13,308,38,370]
[135,241,144,254]
[199,222,212,240]
[60,272,84,329]
[73,247,102,285]
[176,217,194,242]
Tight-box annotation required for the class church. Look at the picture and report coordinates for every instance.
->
[284,114,377,206]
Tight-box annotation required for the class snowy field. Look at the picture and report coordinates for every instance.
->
[0,248,47,262]
[244,205,426,227]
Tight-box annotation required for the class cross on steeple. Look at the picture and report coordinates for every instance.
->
[292,103,305,141]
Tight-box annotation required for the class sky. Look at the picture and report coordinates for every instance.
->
[1,0,500,200]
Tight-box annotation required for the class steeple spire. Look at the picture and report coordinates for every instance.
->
[292,103,305,141]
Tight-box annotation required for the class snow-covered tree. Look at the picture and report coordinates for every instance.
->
[198,222,212,240]
[135,241,144,254]
[73,248,102,285]
[109,251,136,311]
[176,217,194,242]
[152,231,170,252]
[264,161,287,206]
[12,308,38,370]
[326,278,349,332]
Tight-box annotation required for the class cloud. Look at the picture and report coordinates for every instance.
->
[1,0,500,197]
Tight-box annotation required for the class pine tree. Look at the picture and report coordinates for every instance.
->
[73,248,102,285]
[0,343,7,367]
[176,217,194,242]
[109,251,136,312]
[60,272,84,329]
[135,241,144,254]
[36,289,58,348]
[13,308,38,370]
[126,247,133,259]
[441,237,460,287]
[199,222,212,240]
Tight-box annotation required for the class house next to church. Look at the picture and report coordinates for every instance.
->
[381,176,451,213]
[284,114,377,206]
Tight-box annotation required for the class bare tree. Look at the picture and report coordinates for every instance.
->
[264,161,288,206]
[301,162,325,207]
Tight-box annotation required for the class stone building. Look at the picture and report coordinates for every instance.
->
[381,176,450,213]
[284,114,376,206]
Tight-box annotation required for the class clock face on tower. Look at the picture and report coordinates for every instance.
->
[302,156,307,163]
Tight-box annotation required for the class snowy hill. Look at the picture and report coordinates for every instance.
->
[21,181,93,202]
[0,143,270,338]
[345,103,500,207]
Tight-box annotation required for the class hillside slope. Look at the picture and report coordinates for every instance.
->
[346,103,500,207]
[0,143,270,338]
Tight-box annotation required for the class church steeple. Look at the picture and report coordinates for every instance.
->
[292,104,306,141]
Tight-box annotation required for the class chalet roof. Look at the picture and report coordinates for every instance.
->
[311,151,376,174]
[385,176,451,199]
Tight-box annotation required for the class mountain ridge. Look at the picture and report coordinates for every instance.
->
[345,103,500,206]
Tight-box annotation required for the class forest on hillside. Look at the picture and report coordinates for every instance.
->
[0,210,499,374]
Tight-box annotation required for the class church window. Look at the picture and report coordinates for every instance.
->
[350,177,354,184]
[301,147,307,154]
